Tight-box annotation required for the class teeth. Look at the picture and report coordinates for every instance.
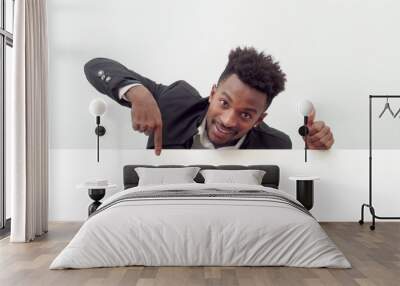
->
[216,124,232,134]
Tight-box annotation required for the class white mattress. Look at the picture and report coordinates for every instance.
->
[50,183,351,269]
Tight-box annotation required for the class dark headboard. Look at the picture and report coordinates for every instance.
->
[123,165,280,189]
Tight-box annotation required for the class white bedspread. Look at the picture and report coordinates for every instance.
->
[50,183,351,269]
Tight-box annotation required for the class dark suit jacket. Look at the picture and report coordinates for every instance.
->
[84,58,292,149]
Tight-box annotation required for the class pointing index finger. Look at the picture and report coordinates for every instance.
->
[154,125,162,156]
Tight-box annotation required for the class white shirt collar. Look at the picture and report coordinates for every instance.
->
[193,117,246,149]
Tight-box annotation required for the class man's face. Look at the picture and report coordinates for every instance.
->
[205,74,268,147]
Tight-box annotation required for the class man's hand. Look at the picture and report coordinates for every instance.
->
[126,86,163,156]
[304,108,334,150]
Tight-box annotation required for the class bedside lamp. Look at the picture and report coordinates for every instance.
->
[89,98,107,162]
[298,100,314,162]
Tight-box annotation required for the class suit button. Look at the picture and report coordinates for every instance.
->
[105,76,111,83]
[97,70,105,77]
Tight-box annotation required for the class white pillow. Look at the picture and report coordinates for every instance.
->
[200,169,266,185]
[135,167,200,186]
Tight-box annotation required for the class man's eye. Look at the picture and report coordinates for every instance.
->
[241,113,252,120]
[219,99,228,108]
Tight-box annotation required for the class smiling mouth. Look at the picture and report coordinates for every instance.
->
[210,121,238,142]
[215,123,234,135]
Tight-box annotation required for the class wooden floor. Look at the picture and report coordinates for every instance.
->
[0,222,399,286]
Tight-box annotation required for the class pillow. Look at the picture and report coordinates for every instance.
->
[135,167,201,186]
[200,169,266,185]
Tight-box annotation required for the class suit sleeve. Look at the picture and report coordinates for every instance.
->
[84,57,167,108]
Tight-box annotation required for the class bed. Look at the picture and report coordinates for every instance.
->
[50,164,351,269]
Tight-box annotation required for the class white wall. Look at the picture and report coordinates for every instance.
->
[49,149,400,222]
[48,1,400,221]
[48,0,400,150]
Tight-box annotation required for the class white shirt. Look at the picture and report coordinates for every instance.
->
[191,116,246,149]
[119,84,246,149]
[119,83,142,101]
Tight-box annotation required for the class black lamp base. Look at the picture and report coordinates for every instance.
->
[95,126,106,136]
[296,180,314,210]
[298,126,308,136]
[88,188,106,216]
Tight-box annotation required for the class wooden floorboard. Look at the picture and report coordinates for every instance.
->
[0,222,399,286]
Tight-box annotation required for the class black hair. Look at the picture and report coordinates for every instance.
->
[218,46,286,109]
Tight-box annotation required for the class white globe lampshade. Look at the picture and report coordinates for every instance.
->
[89,98,107,117]
[298,100,314,116]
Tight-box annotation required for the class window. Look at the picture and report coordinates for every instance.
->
[0,0,14,236]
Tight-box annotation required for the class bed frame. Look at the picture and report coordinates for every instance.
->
[123,165,280,189]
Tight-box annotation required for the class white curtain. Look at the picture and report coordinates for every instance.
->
[9,0,48,242]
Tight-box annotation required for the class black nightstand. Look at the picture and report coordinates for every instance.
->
[77,183,116,216]
[289,176,320,210]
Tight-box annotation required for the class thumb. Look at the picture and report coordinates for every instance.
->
[307,107,316,126]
